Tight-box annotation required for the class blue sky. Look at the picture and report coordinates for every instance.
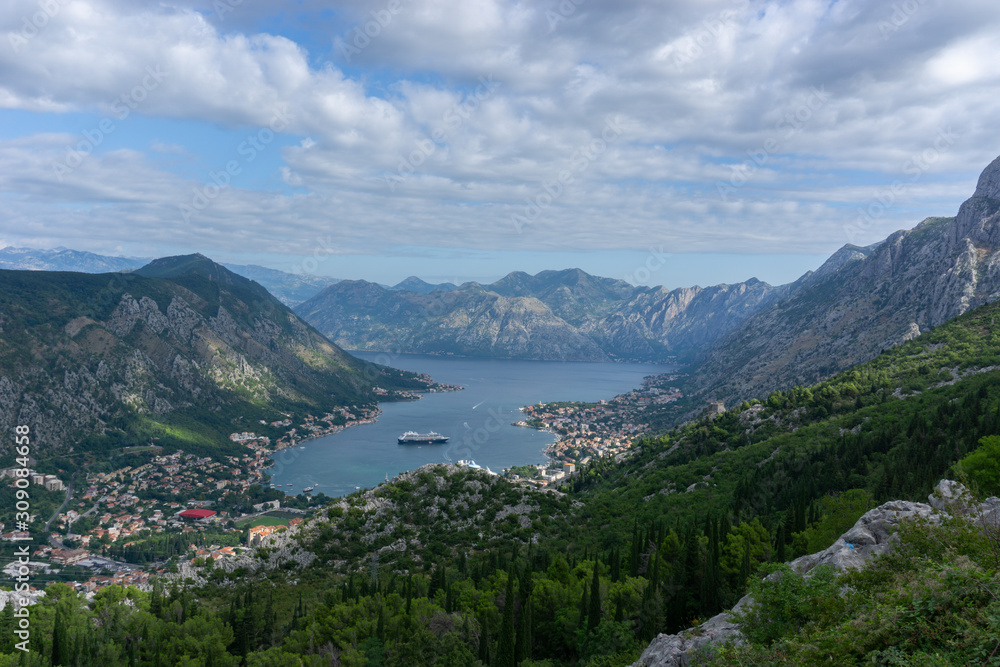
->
[0,0,998,288]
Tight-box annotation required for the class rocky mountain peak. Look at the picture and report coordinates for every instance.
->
[973,153,1000,200]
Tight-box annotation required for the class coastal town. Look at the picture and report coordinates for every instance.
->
[0,403,393,598]
[508,374,684,487]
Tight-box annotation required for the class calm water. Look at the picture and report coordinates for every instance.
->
[268,353,674,497]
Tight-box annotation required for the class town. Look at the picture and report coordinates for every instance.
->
[508,375,684,486]
[0,404,394,599]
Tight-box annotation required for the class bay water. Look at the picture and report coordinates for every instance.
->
[268,353,674,497]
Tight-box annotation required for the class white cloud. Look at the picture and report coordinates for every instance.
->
[0,0,998,263]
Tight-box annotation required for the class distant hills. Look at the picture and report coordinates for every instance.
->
[0,254,435,454]
[0,246,148,273]
[0,246,339,307]
[294,269,791,362]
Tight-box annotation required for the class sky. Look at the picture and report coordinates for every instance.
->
[0,0,998,289]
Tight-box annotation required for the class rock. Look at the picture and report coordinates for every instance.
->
[974,154,1000,200]
[789,500,936,575]
[928,479,973,512]
[630,486,951,667]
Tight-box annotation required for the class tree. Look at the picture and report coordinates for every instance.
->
[958,435,1000,495]
[496,569,516,667]
[587,564,601,632]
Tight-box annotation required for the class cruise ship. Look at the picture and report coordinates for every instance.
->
[398,431,449,444]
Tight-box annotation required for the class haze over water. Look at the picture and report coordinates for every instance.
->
[268,353,674,497]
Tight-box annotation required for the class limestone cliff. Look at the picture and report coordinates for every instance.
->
[689,154,1000,405]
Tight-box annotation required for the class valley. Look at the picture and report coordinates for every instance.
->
[1,160,999,666]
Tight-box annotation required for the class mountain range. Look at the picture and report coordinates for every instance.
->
[0,254,434,455]
[293,269,791,363]
[0,246,465,307]
[6,155,1000,418]
[296,154,1000,411]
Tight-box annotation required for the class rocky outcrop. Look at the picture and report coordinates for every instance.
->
[631,480,988,667]
[973,154,1000,200]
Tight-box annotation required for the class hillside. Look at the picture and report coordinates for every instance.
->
[295,269,789,362]
[688,154,1000,406]
[0,254,436,457]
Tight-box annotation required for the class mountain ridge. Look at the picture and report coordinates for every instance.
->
[0,254,434,456]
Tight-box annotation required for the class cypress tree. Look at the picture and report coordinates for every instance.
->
[478,611,490,665]
[151,577,163,618]
[496,570,516,667]
[0,602,14,652]
[587,563,601,632]
[51,606,67,667]
[630,520,640,577]
[609,548,620,583]
[515,563,533,662]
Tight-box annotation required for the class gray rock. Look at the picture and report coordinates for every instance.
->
[631,484,953,667]
[928,479,973,512]
[974,154,1000,200]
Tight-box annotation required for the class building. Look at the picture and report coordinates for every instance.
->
[45,478,65,492]
[563,462,576,475]
[178,509,217,521]
[707,401,726,417]
[50,548,89,566]
[248,524,286,546]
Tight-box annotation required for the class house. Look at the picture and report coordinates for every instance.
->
[50,548,89,566]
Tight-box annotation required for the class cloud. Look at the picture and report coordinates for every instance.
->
[0,0,998,262]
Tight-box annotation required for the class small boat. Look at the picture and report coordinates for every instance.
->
[303,486,314,492]
[398,431,449,444]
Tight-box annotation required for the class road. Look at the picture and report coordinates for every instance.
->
[44,472,75,539]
